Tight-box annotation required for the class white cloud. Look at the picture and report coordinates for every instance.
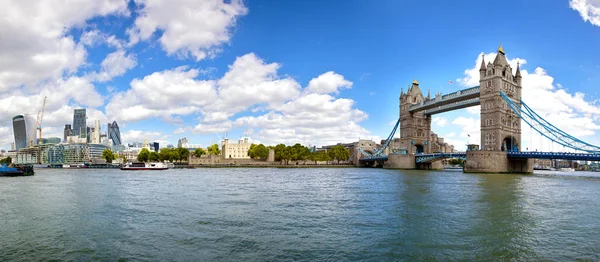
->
[105,66,218,122]
[570,0,600,27]
[91,50,137,82]
[0,0,129,90]
[80,29,125,49]
[306,71,353,94]
[432,116,448,127]
[120,130,171,144]
[127,0,248,60]
[107,52,377,147]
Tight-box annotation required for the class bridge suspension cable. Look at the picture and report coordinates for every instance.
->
[500,91,600,154]
[359,118,401,158]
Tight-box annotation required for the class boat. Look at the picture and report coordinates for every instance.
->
[62,163,88,169]
[121,162,169,170]
[559,167,575,172]
[0,164,34,176]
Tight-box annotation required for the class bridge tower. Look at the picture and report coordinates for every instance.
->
[479,44,522,152]
[399,80,431,154]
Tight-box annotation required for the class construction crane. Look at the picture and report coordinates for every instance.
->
[37,96,47,145]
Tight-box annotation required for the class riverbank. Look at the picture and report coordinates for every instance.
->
[176,164,357,168]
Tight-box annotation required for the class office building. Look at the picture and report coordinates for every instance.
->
[64,124,72,142]
[107,121,121,146]
[72,109,86,137]
[12,114,37,150]
[90,119,101,144]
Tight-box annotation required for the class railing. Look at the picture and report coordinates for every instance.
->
[508,151,600,161]
[500,91,600,154]
[415,152,467,163]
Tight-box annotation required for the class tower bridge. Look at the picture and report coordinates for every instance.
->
[358,44,600,173]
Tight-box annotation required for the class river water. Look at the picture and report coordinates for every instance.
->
[1,168,599,261]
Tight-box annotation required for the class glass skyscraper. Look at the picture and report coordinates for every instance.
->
[107,121,122,146]
[12,114,37,150]
[72,109,86,137]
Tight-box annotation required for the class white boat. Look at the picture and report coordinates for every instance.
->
[559,167,575,172]
[121,162,169,170]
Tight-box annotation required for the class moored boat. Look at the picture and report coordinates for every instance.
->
[121,162,169,170]
[0,164,34,176]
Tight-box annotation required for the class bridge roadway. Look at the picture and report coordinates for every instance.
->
[360,151,600,163]
[409,86,480,114]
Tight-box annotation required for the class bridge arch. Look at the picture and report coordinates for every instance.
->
[502,136,518,152]
[415,144,424,154]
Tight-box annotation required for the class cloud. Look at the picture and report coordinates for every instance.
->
[91,50,137,82]
[80,29,126,49]
[306,71,353,94]
[432,116,448,127]
[127,0,248,60]
[107,52,377,147]
[457,50,600,151]
[120,130,171,144]
[0,0,129,90]
[105,66,218,122]
[570,0,600,27]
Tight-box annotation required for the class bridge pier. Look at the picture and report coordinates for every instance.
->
[416,161,444,170]
[464,151,533,173]
[384,154,415,169]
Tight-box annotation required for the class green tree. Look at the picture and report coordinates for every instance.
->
[309,151,331,164]
[328,145,350,164]
[194,148,206,158]
[0,156,12,165]
[159,148,171,162]
[290,143,310,162]
[137,148,150,162]
[207,144,221,155]
[247,143,257,158]
[149,151,160,162]
[169,151,180,162]
[102,148,115,163]
[177,147,190,162]
[249,144,269,159]
[274,143,287,161]
[122,156,127,163]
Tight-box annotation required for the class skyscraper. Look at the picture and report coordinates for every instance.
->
[12,114,37,150]
[72,109,86,137]
[107,121,121,146]
[64,124,72,142]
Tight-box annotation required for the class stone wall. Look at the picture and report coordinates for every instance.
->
[384,154,416,169]
[464,151,532,173]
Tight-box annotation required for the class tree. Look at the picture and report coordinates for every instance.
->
[207,144,221,155]
[149,152,160,162]
[159,148,171,162]
[169,151,180,162]
[0,156,12,165]
[274,144,287,161]
[290,143,310,162]
[308,151,331,164]
[194,148,206,158]
[248,144,269,159]
[328,145,350,164]
[177,147,190,162]
[247,144,257,158]
[137,148,150,162]
[102,149,115,163]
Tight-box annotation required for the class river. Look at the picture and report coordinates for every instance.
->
[1,168,599,261]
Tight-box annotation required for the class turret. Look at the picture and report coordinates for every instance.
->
[479,54,487,79]
[515,61,522,85]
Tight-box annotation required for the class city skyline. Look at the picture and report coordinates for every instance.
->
[1,0,600,150]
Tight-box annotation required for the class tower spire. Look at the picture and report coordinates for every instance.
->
[515,61,522,78]
[498,43,505,55]
[479,54,486,71]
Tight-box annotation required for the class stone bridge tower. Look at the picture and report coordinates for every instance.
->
[399,80,431,154]
[479,44,523,152]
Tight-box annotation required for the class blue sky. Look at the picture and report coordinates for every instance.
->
[1,0,600,150]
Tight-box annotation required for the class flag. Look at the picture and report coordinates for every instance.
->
[448,80,453,84]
